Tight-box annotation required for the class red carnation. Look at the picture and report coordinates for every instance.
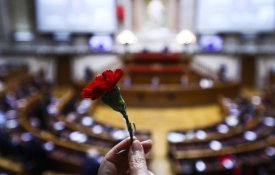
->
[81,69,123,100]
[81,69,135,142]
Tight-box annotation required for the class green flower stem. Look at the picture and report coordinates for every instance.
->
[122,112,134,143]
[101,85,134,143]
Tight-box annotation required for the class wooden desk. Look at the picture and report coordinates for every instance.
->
[121,82,240,107]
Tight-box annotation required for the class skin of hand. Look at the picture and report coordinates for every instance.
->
[98,137,154,175]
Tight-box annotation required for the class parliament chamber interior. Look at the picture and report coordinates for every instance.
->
[1,0,275,174]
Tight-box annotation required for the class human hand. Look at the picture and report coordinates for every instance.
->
[98,137,154,175]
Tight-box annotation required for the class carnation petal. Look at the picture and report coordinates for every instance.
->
[91,85,108,100]
[114,69,124,84]
[81,89,93,98]
[81,69,124,100]
[102,70,116,86]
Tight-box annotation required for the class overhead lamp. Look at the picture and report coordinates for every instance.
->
[221,157,235,169]
[6,119,18,129]
[53,121,65,131]
[263,116,275,127]
[92,125,103,134]
[266,147,275,157]
[44,142,55,151]
[195,160,206,172]
[243,131,257,141]
[21,132,32,142]
[69,131,88,143]
[176,29,196,45]
[217,124,229,134]
[81,116,94,126]
[167,132,186,143]
[116,30,137,45]
[196,130,207,140]
[209,140,222,151]
[225,116,239,126]
[112,130,128,140]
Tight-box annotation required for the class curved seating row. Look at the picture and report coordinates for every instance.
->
[168,94,275,174]
[168,96,262,144]
[0,71,50,174]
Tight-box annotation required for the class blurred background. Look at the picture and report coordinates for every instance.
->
[0,0,275,174]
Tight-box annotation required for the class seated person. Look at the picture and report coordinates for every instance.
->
[84,67,95,82]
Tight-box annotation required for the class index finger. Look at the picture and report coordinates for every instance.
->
[105,137,132,163]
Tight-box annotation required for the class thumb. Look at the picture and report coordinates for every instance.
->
[128,140,149,175]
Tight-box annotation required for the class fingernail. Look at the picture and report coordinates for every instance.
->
[132,140,142,152]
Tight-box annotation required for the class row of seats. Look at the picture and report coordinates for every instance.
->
[168,93,275,174]
[168,96,261,144]
[121,53,224,86]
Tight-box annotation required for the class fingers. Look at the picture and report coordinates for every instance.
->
[105,137,152,164]
[98,159,117,175]
[141,139,152,154]
[128,140,149,175]
[105,137,132,163]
